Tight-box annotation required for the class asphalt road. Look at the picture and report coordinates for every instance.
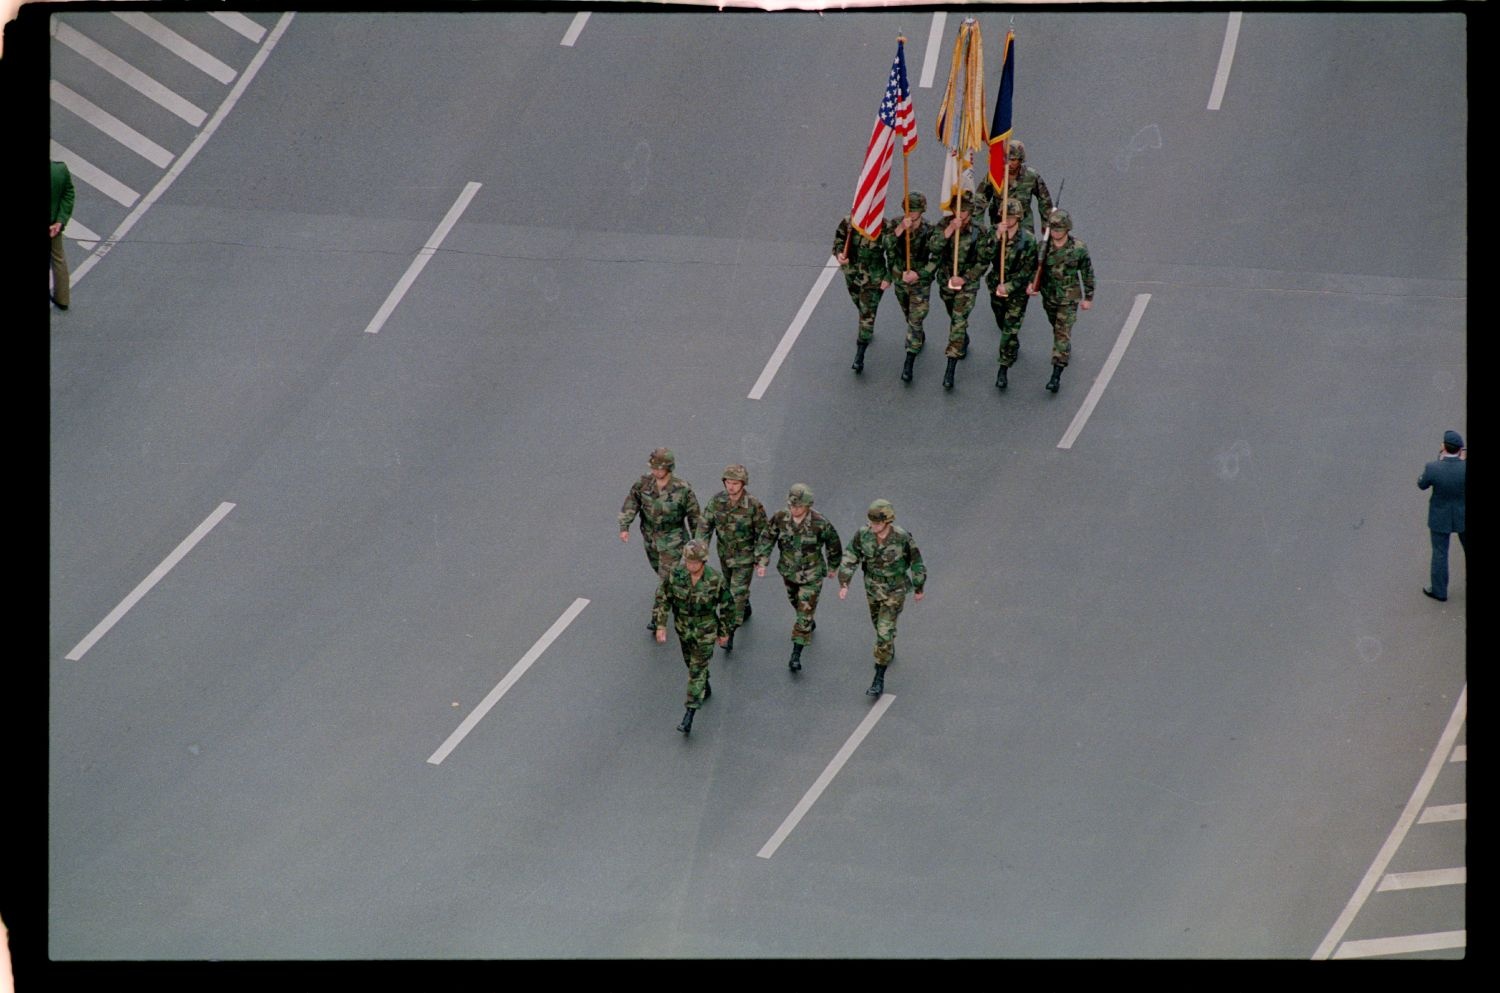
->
[46,9,1466,959]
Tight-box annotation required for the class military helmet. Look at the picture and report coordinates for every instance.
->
[649,447,675,470]
[1008,139,1026,162]
[1002,199,1024,220]
[867,499,896,523]
[1047,208,1072,232]
[682,539,709,563]
[722,464,748,483]
[904,191,927,213]
[787,483,815,507]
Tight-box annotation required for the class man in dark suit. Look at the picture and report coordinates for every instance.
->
[1418,429,1466,602]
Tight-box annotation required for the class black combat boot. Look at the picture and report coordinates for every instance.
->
[704,676,712,700]
[901,352,916,383]
[943,357,958,390]
[742,601,752,622]
[789,642,803,672]
[852,341,868,373]
[995,364,1008,389]
[866,665,886,697]
[1046,365,1063,392]
[677,709,695,734]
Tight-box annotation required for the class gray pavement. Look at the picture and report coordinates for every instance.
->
[47,9,1466,959]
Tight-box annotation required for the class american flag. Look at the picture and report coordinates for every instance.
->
[850,40,917,239]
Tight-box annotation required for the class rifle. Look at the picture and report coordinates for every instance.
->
[1025,178,1064,295]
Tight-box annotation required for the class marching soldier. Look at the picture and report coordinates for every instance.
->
[929,199,996,390]
[1027,208,1095,393]
[834,210,893,373]
[881,191,941,384]
[696,464,768,651]
[986,198,1040,390]
[838,500,926,697]
[619,448,704,631]
[978,139,1053,237]
[755,483,842,673]
[654,539,731,735]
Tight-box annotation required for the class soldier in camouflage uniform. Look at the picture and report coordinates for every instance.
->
[696,463,767,652]
[976,140,1053,236]
[881,191,940,384]
[1027,208,1095,393]
[985,198,1040,390]
[619,447,704,631]
[654,539,731,735]
[929,199,996,390]
[834,211,892,373]
[755,483,842,673]
[838,500,926,697]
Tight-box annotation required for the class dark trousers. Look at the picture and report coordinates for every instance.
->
[1429,529,1467,599]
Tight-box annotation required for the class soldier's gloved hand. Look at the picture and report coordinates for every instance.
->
[836,253,849,266]
[879,280,891,290]
[995,285,1007,298]
[948,276,965,291]
[1080,299,1092,311]
[827,569,837,579]
[717,636,728,648]
[1026,284,1039,296]
[619,531,630,543]
[756,565,766,578]
[914,591,925,602]
[903,270,918,284]
[838,586,848,601]
[656,628,667,643]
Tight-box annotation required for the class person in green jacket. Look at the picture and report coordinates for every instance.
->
[50,161,75,310]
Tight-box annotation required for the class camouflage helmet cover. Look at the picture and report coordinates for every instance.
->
[867,499,896,523]
[1047,208,1073,232]
[903,191,927,213]
[649,447,675,469]
[682,539,709,563]
[722,464,749,483]
[1002,199,1024,220]
[787,483,815,507]
[1007,139,1026,162]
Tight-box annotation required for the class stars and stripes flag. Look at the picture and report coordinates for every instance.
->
[849,40,917,239]
[988,29,1015,197]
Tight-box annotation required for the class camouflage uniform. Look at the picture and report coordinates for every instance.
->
[755,485,842,650]
[985,201,1040,370]
[930,214,996,360]
[696,465,767,632]
[838,508,925,667]
[619,449,704,592]
[1035,210,1096,369]
[834,214,891,344]
[653,541,732,713]
[976,141,1053,235]
[881,192,940,356]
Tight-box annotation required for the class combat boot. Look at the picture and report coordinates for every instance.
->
[995,365,1008,389]
[743,601,752,622]
[788,642,803,672]
[943,357,958,390]
[704,677,712,700]
[900,352,916,383]
[1046,365,1063,392]
[852,341,868,373]
[723,628,734,652]
[677,709,695,734]
[866,665,886,697]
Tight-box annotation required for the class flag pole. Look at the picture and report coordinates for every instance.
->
[899,34,912,273]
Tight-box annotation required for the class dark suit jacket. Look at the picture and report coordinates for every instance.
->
[1418,455,1466,533]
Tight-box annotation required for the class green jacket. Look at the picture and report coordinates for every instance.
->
[1037,235,1096,306]
[653,564,732,642]
[838,525,926,595]
[697,490,768,567]
[834,216,891,286]
[51,161,75,228]
[756,509,842,585]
